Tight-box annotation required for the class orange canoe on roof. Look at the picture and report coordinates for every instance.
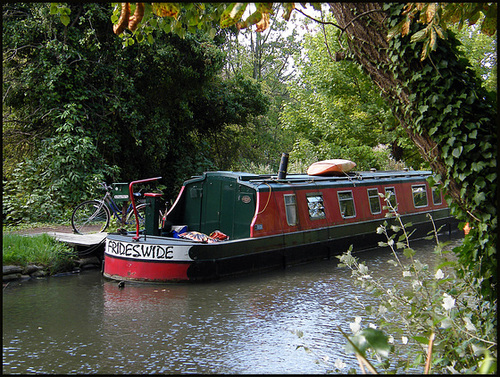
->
[307,159,356,176]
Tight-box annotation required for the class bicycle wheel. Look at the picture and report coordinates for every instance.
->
[124,203,147,231]
[71,200,111,234]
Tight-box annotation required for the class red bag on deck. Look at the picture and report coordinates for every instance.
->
[209,230,229,241]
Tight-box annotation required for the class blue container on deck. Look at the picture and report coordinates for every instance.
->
[172,225,188,238]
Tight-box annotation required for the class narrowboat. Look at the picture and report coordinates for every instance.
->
[103,158,457,283]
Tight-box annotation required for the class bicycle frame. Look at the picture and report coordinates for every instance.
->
[102,192,126,223]
[100,190,138,226]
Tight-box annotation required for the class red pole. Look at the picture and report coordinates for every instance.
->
[129,177,162,241]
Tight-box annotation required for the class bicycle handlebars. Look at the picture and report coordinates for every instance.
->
[98,182,143,197]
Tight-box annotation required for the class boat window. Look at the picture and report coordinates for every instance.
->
[306,194,326,220]
[338,191,356,218]
[432,188,442,205]
[384,187,397,210]
[367,188,381,214]
[284,194,298,226]
[412,185,428,208]
[189,185,202,198]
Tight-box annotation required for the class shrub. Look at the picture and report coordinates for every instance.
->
[337,194,497,373]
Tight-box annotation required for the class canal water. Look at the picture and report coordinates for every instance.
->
[3,233,463,374]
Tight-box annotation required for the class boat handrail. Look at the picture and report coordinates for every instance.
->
[245,171,430,186]
[129,176,162,241]
[256,182,273,214]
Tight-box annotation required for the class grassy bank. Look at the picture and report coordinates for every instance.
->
[3,233,78,274]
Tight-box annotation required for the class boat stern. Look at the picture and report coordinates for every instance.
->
[103,234,195,282]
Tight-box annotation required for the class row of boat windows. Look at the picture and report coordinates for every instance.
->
[283,185,442,226]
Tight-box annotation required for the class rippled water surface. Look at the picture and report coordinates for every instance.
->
[3,234,463,374]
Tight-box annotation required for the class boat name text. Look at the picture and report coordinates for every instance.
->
[106,240,173,260]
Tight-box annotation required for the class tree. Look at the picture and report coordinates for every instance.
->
[220,10,301,172]
[452,22,497,92]
[3,3,120,222]
[3,3,270,222]
[280,12,424,171]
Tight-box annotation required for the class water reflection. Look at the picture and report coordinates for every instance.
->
[3,234,463,374]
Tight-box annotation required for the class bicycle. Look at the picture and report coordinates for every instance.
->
[71,182,147,235]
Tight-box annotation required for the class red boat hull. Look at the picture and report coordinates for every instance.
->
[103,235,196,281]
[104,252,191,282]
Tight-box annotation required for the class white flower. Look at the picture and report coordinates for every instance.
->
[471,344,482,355]
[334,358,346,370]
[403,270,412,277]
[388,335,394,344]
[440,318,453,329]
[358,263,369,274]
[378,305,388,315]
[435,269,445,279]
[446,365,459,374]
[442,293,456,311]
[463,317,477,332]
[401,336,408,345]
[369,323,377,329]
[350,316,362,334]
[412,279,422,288]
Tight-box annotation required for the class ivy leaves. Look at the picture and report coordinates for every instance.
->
[386,5,497,300]
[387,3,497,61]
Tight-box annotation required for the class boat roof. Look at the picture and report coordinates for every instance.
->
[184,170,434,191]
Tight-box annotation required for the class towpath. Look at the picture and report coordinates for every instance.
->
[8,225,74,236]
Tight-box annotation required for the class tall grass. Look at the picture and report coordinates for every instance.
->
[3,233,78,274]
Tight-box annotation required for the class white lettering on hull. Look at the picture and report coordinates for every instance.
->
[105,239,192,262]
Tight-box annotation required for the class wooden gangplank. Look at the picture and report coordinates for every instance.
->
[21,232,107,256]
[47,232,107,247]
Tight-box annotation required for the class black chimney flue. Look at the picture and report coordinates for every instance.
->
[277,153,289,180]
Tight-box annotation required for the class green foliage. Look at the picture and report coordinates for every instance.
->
[110,2,227,46]
[337,196,497,374]
[384,3,497,301]
[49,2,71,26]
[3,233,77,274]
[280,19,422,171]
[3,3,271,223]
[345,327,391,362]
[2,137,115,224]
[452,22,497,92]
[219,13,300,172]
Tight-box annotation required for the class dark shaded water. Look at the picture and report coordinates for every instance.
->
[3,234,463,374]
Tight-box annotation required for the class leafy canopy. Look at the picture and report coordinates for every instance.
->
[49,2,497,59]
